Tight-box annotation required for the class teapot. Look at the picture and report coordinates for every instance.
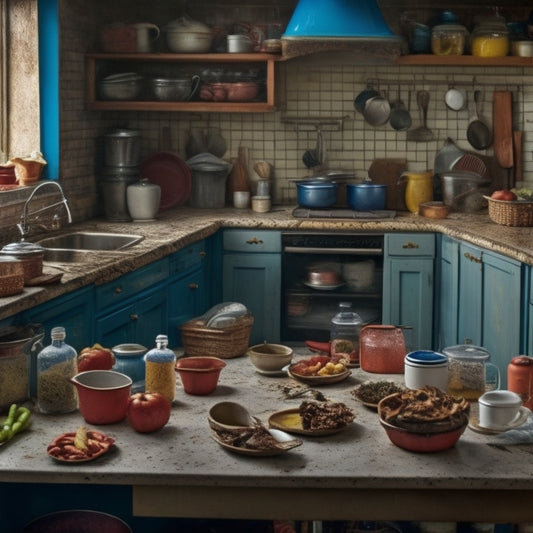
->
[442,343,500,401]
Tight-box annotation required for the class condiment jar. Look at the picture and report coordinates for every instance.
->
[399,171,434,214]
[431,24,468,56]
[508,356,533,410]
[126,178,161,221]
[471,22,509,57]
[330,302,363,365]
[37,326,78,414]
[144,334,176,402]
[112,343,147,393]
[443,343,501,401]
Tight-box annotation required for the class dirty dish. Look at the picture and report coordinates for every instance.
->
[268,408,351,436]
[140,152,192,210]
[286,364,351,385]
[46,429,115,463]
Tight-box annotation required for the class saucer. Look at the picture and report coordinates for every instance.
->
[303,281,345,291]
[468,406,529,435]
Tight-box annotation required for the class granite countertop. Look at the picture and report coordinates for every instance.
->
[3,349,533,522]
[2,205,533,321]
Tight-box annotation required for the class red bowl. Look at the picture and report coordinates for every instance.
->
[23,510,131,533]
[175,356,226,395]
[379,417,467,453]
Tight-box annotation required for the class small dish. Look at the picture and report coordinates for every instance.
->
[25,267,64,286]
[468,406,529,435]
[254,368,287,377]
[47,430,115,463]
[303,281,345,291]
[286,364,351,385]
[210,428,302,456]
[268,408,351,436]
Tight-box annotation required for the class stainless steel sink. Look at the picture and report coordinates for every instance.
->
[37,232,144,251]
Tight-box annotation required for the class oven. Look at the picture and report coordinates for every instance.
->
[281,231,384,342]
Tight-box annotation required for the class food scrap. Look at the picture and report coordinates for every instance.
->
[0,403,31,445]
[299,401,355,430]
[290,355,347,377]
[353,380,405,406]
[47,427,115,462]
[212,423,299,451]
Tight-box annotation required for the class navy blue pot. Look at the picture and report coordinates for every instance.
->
[346,183,387,211]
[295,180,338,208]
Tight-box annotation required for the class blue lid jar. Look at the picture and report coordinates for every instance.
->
[112,343,147,393]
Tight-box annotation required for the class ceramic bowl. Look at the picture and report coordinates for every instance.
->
[175,356,226,395]
[71,370,132,425]
[23,510,132,533]
[419,201,451,219]
[379,416,467,452]
[247,343,293,372]
[207,401,259,432]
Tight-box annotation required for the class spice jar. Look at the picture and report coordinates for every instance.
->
[330,302,363,365]
[37,326,78,414]
[471,21,509,57]
[112,343,147,393]
[144,334,176,402]
[431,24,468,56]
[508,356,533,410]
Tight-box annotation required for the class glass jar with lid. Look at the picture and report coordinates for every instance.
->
[431,24,469,56]
[330,302,363,365]
[471,21,509,57]
[145,334,176,402]
[37,326,78,414]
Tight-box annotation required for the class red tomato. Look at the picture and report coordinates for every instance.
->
[491,190,517,201]
[77,344,114,372]
[127,392,171,433]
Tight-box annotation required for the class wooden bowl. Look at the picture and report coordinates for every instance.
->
[419,201,450,219]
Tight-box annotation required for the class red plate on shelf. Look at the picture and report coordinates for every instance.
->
[140,152,192,210]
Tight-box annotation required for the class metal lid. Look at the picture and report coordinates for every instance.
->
[1,241,45,256]
[104,129,141,138]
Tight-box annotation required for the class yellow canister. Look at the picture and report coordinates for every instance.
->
[399,171,434,214]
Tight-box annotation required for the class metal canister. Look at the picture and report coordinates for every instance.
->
[508,356,533,410]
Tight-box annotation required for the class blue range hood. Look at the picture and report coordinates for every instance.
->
[283,0,398,39]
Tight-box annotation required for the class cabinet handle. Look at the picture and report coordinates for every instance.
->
[246,237,264,245]
[464,252,482,263]
[129,314,139,321]
[402,242,419,249]
[114,286,123,294]
[199,251,206,257]
[188,283,199,290]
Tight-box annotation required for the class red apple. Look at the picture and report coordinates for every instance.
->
[77,343,114,372]
[491,190,517,201]
[127,392,171,433]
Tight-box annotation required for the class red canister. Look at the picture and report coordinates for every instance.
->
[508,356,533,410]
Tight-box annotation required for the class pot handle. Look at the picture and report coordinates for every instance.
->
[187,75,201,102]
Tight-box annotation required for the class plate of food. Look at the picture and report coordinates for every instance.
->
[269,401,355,436]
[286,355,351,385]
[47,427,115,463]
[210,425,302,456]
[352,380,406,409]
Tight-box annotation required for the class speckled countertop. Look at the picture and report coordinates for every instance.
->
[2,349,533,522]
[2,205,533,321]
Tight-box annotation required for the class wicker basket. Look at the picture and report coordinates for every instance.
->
[0,273,24,297]
[486,196,533,227]
[180,314,254,359]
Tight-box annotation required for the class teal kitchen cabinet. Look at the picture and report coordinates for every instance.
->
[437,236,523,388]
[528,267,533,356]
[94,259,169,349]
[20,286,94,352]
[222,230,281,345]
[383,233,435,350]
[167,240,210,348]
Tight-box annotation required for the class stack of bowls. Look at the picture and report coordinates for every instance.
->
[100,129,141,221]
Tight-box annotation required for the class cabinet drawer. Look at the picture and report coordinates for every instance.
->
[169,241,206,275]
[96,258,169,311]
[223,230,281,253]
[386,233,435,256]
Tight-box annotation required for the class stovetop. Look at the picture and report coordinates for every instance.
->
[292,207,396,219]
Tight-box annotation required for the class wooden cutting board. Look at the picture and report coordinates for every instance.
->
[492,91,514,170]
[368,158,408,210]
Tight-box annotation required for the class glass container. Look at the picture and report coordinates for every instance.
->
[431,24,468,56]
[145,334,176,402]
[471,22,509,57]
[330,302,363,364]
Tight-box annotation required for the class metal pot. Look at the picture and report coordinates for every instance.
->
[346,183,387,211]
[0,242,45,282]
[104,129,141,167]
[440,171,491,212]
[149,75,200,102]
[295,179,338,208]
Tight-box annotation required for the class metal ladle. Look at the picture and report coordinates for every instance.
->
[467,90,492,150]
[390,87,412,131]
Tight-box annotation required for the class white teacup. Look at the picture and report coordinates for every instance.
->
[478,390,522,430]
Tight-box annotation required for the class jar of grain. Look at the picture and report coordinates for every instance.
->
[37,327,78,414]
[144,334,176,402]
[471,21,509,57]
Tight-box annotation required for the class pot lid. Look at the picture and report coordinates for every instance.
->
[442,344,490,360]
[104,128,140,138]
[1,241,45,255]
[128,178,161,190]
[440,171,490,183]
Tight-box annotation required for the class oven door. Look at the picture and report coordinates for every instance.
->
[281,232,384,342]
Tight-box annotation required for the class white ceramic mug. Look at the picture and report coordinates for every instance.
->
[478,390,522,430]
[404,352,449,391]
[134,23,160,53]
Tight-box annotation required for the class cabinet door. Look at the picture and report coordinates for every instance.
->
[222,253,281,344]
[437,235,460,350]
[458,242,483,345]
[95,286,167,349]
[21,286,94,352]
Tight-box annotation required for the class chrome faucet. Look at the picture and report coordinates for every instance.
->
[17,181,73,239]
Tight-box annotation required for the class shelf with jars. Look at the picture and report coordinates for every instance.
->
[85,52,280,112]
[396,54,533,66]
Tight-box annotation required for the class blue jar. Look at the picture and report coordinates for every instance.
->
[112,343,147,393]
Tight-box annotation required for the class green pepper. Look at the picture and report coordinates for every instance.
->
[0,403,31,444]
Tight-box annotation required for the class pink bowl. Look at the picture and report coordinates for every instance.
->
[71,370,132,424]
[175,356,226,395]
[379,417,467,453]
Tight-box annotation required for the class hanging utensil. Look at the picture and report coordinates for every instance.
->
[407,90,433,142]
[513,130,523,188]
[493,90,514,188]
[466,90,492,150]
[389,86,412,132]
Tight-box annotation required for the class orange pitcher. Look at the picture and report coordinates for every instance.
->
[399,171,434,213]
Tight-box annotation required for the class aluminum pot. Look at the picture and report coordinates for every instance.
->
[104,129,140,167]
[295,179,338,208]
[149,75,200,101]
[346,183,387,211]
[440,171,490,212]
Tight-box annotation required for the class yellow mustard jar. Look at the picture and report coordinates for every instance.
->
[399,171,434,214]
